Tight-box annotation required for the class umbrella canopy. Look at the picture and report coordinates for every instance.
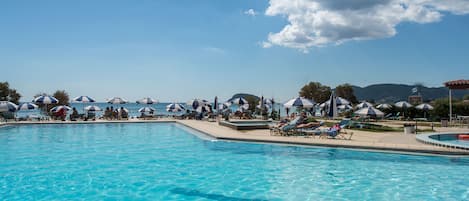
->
[376,103,392,109]
[230,97,248,105]
[17,102,38,111]
[187,99,209,110]
[33,95,59,104]
[319,102,328,108]
[236,104,249,112]
[336,97,350,105]
[320,97,350,107]
[138,106,156,113]
[118,107,129,113]
[219,103,231,111]
[395,101,413,109]
[50,105,72,112]
[136,97,158,104]
[416,103,434,110]
[107,97,128,104]
[72,96,95,103]
[259,98,274,105]
[355,107,384,117]
[356,101,373,109]
[256,104,271,110]
[84,105,102,111]
[284,97,315,108]
[196,105,212,113]
[166,103,185,112]
[328,92,338,118]
[338,104,352,110]
[0,101,18,112]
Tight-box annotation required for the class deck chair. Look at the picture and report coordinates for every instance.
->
[270,117,303,136]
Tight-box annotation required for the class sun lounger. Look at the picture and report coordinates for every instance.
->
[302,123,353,140]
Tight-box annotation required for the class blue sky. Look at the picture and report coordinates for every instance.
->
[1,0,468,102]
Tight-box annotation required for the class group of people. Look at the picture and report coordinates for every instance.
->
[104,106,128,120]
[52,107,68,121]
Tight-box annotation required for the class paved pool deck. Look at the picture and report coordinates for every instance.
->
[3,119,469,156]
[176,120,469,156]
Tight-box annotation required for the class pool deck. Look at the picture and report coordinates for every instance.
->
[3,119,469,156]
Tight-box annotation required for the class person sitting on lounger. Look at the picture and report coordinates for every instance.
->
[120,107,128,119]
[281,112,307,131]
[70,107,79,121]
[296,121,322,129]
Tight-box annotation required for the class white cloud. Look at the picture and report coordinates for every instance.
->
[203,47,226,54]
[263,0,469,52]
[244,9,258,16]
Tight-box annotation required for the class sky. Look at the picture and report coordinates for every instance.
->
[1,0,469,102]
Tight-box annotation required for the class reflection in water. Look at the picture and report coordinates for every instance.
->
[170,187,271,201]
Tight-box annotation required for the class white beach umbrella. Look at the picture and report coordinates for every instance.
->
[319,102,328,108]
[395,101,413,109]
[338,104,352,110]
[50,105,72,112]
[187,99,209,110]
[17,102,38,111]
[107,97,128,104]
[356,101,373,109]
[72,96,95,103]
[196,105,212,113]
[236,104,249,112]
[219,103,231,111]
[33,95,59,104]
[284,97,315,108]
[117,107,129,113]
[257,103,271,109]
[355,107,384,117]
[416,103,434,110]
[166,103,185,112]
[84,105,102,111]
[376,103,392,109]
[230,97,248,105]
[0,101,18,112]
[336,97,350,105]
[138,106,156,113]
[137,97,158,104]
[259,98,274,105]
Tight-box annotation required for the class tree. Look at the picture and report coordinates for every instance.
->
[0,82,21,104]
[299,82,331,103]
[53,90,70,106]
[244,95,258,111]
[335,83,358,104]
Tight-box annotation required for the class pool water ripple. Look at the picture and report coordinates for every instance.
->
[1,123,469,200]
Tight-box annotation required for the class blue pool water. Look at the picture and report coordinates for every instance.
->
[1,123,469,200]
[446,139,469,147]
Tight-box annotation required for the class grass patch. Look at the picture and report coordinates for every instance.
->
[324,121,400,132]
[349,126,400,132]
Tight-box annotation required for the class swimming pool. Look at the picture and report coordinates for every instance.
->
[1,123,468,200]
[417,132,469,150]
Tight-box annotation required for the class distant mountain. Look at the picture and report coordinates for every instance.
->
[351,84,469,103]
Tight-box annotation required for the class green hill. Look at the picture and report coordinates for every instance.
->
[351,84,469,103]
[231,93,260,102]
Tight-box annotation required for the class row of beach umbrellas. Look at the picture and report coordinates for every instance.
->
[279,94,435,118]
